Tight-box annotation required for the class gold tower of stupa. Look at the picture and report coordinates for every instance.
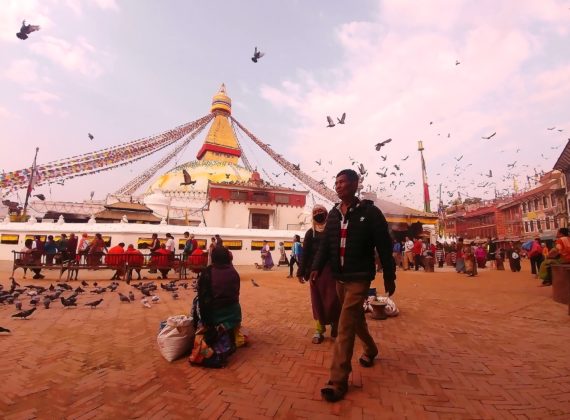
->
[147,84,252,194]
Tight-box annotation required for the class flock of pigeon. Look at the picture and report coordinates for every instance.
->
[0,276,193,334]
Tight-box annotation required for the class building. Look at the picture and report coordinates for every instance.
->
[553,139,570,223]
[93,201,162,224]
[143,84,309,229]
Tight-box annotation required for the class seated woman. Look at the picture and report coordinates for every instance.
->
[189,246,243,368]
[539,228,570,286]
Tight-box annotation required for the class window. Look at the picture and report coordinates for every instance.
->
[524,221,529,232]
[275,194,289,204]
[230,190,248,201]
[546,217,551,230]
[530,221,534,232]
[251,213,270,229]
[522,202,527,213]
[554,217,559,229]
[552,194,557,207]
[537,220,542,231]
[0,234,19,245]
[543,196,549,208]
[534,199,540,211]
[251,240,275,250]
[252,192,269,202]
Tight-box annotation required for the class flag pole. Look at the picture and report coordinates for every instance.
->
[22,147,39,218]
[418,141,431,212]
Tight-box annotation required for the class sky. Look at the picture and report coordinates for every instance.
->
[1,0,569,211]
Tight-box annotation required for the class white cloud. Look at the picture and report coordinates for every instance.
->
[20,89,62,115]
[0,106,18,120]
[2,59,40,84]
[30,36,104,78]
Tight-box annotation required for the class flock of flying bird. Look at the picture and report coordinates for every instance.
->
[0,276,194,334]
[14,24,564,208]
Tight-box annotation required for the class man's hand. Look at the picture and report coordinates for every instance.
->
[308,270,318,284]
[384,276,396,296]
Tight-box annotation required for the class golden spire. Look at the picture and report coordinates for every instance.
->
[196,84,242,164]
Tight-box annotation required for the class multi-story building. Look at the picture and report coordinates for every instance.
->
[554,139,570,223]
[497,201,523,242]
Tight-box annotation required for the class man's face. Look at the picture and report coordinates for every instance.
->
[335,174,357,200]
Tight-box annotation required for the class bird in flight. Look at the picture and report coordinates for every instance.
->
[326,116,335,128]
[315,159,321,166]
[507,161,517,168]
[16,20,40,40]
[455,155,463,161]
[547,127,555,130]
[482,132,496,140]
[455,60,460,66]
[357,163,367,176]
[394,164,400,171]
[380,155,387,161]
[292,163,300,171]
[375,139,392,151]
[88,133,94,140]
[180,169,196,186]
[251,47,265,63]
[337,113,346,124]
[34,194,45,201]
[486,170,493,178]
[402,155,409,161]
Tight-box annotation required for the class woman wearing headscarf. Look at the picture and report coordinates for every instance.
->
[297,205,341,344]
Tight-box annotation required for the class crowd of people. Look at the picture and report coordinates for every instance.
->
[18,231,208,280]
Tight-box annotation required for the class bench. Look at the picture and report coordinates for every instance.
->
[12,251,208,281]
[551,264,570,311]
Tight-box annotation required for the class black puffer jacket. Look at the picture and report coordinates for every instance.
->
[311,199,396,291]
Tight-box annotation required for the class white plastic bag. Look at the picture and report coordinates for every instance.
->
[157,315,195,362]
[375,296,399,316]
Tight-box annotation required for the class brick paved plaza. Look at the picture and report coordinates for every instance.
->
[1,260,569,419]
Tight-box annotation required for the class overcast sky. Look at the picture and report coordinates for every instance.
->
[1,0,569,210]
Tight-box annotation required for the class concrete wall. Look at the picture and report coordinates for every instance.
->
[0,221,305,265]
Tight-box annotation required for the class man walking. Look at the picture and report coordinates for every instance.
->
[310,169,396,402]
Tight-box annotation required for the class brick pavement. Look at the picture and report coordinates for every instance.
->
[0,260,569,419]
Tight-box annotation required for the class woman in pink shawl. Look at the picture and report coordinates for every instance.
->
[475,245,487,269]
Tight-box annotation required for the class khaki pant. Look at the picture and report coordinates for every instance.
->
[403,251,414,270]
[330,280,378,390]
[392,252,402,268]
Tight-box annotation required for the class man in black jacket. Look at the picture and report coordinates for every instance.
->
[310,169,396,402]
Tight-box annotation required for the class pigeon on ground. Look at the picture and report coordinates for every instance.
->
[151,295,160,303]
[0,327,10,333]
[172,292,179,300]
[85,299,103,308]
[43,298,51,309]
[141,298,152,308]
[60,297,77,308]
[128,291,135,301]
[251,46,265,63]
[81,280,89,287]
[75,287,84,294]
[118,293,131,303]
[12,307,37,319]
[251,279,260,287]
[14,300,22,311]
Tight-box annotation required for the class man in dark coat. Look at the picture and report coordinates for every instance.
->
[310,169,396,402]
